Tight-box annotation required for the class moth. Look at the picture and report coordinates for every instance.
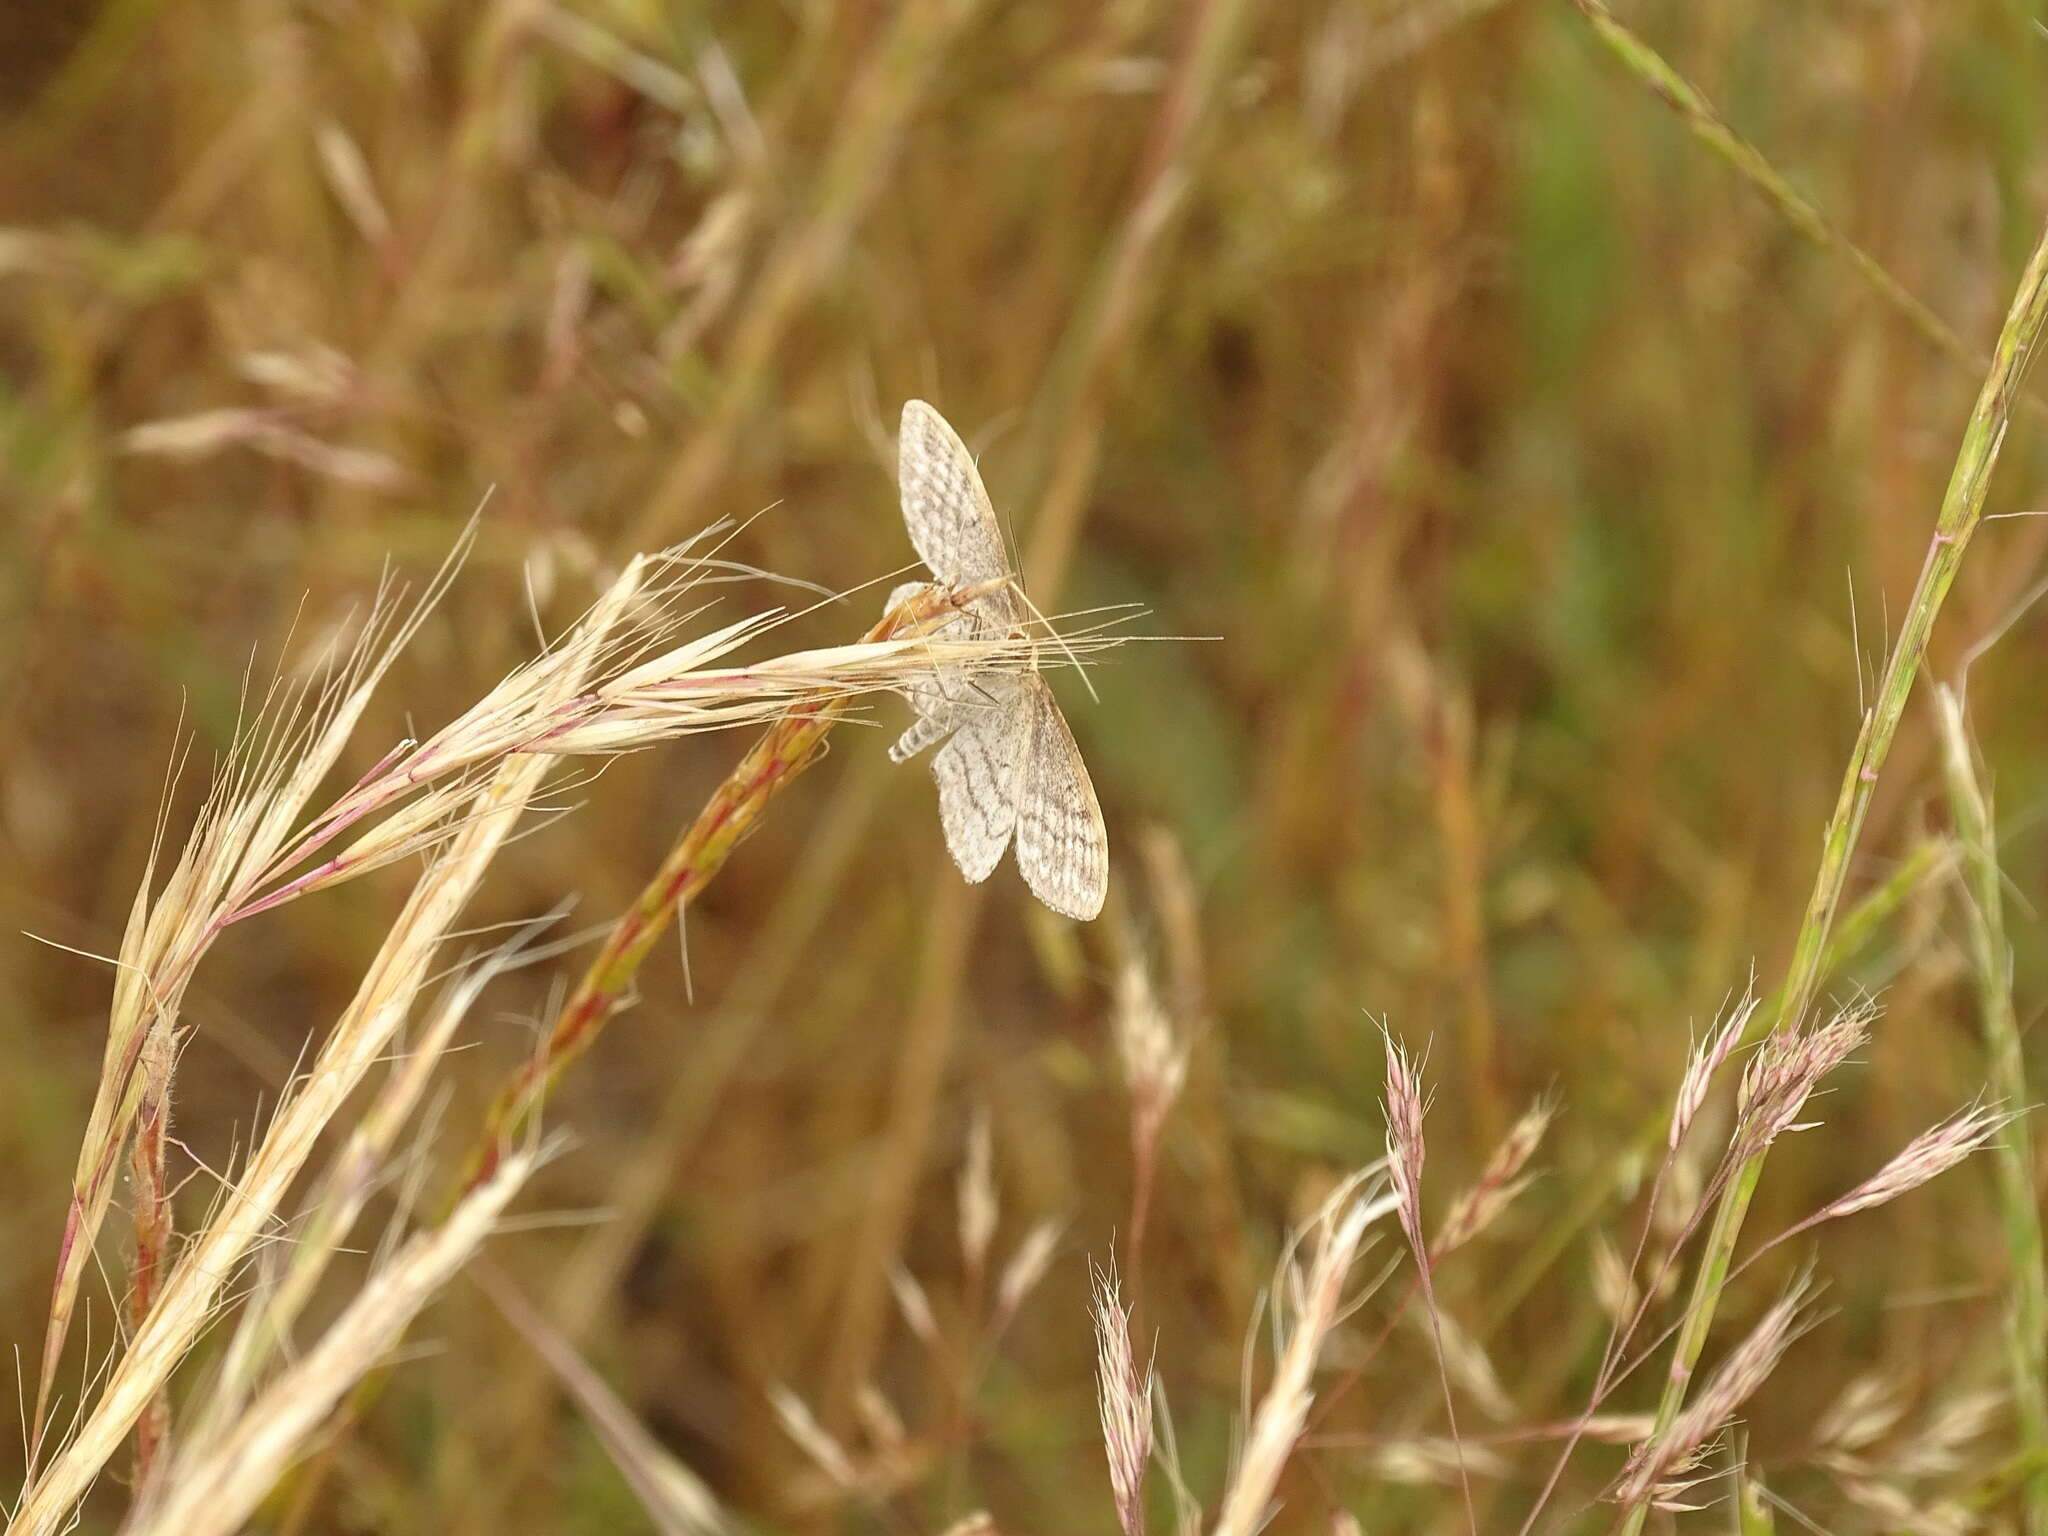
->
[884,399,1109,921]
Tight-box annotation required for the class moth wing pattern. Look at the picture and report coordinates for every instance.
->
[1013,680,1109,921]
[927,677,1033,884]
[898,399,1012,587]
[889,398,1110,920]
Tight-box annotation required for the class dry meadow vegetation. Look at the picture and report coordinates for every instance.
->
[5,1,2048,1532]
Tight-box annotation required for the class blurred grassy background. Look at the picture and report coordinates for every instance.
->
[6,0,2048,1529]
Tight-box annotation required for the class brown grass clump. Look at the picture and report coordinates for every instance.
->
[6,536,1089,1533]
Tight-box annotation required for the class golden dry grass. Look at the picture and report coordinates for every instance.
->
[5,2,2048,1531]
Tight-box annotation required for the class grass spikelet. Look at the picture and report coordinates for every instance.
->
[888,1264,942,1353]
[1814,1374,1911,1461]
[1113,951,1189,1294]
[1616,1278,1817,1510]
[769,1384,858,1490]
[1376,1031,1475,1531]
[1380,1034,1428,1259]
[1730,1004,1871,1166]
[1115,953,1190,1150]
[1671,989,1760,1153]
[1364,1438,1509,1488]
[1416,1306,1513,1423]
[1433,1094,1553,1259]
[313,120,394,254]
[1894,1390,2004,1482]
[852,1383,907,1454]
[1837,1480,1971,1536]
[993,1219,1064,1330]
[1804,1102,2014,1227]
[1590,1234,1639,1326]
[1091,1264,1153,1536]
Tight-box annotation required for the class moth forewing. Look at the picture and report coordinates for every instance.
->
[897,400,1011,587]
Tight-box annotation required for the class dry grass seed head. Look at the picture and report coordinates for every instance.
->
[1378,1031,1429,1255]
[1591,1233,1639,1324]
[1212,1172,1397,1536]
[1114,953,1188,1145]
[1090,1264,1154,1536]
[1365,1437,1509,1487]
[124,1147,543,1536]
[1433,1092,1553,1257]
[1811,1100,2014,1225]
[769,1384,858,1489]
[887,1263,941,1350]
[1838,1477,1973,1536]
[1893,1389,2003,1480]
[1732,1003,1873,1165]
[1671,987,1760,1151]
[994,1219,1064,1328]
[1813,1371,1911,1460]
[853,1383,907,1454]
[1407,1304,1513,1421]
[15,552,645,1530]
[1618,1277,1819,1507]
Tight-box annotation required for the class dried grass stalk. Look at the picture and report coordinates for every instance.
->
[125,1148,542,1536]
[1211,1174,1395,1536]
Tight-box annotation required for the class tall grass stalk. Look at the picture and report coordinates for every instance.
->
[11,700,575,1536]
[1618,215,2048,1534]
[1210,1173,1397,1536]
[1937,686,2048,1533]
[123,1148,544,1536]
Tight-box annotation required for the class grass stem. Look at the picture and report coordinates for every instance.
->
[1617,212,2048,1534]
[1937,687,2048,1535]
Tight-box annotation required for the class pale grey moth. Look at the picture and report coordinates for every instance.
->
[885,399,1108,921]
